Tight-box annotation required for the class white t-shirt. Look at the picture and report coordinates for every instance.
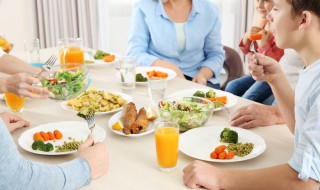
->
[174,22,186,54]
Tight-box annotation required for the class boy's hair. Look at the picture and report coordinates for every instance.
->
[286,0,320,18]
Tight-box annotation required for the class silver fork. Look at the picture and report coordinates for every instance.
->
[37,54,57,76]
[85,115,96,135]
[249,41,259,64]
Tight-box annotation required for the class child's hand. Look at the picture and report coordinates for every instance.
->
[256,29,272,48]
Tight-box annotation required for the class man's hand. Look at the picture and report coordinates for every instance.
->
[0,112,30,132]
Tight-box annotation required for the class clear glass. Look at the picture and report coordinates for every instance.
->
[119,56,136,90]
[4,92,25,112]
[154,122,179,172]
[58,38,84,68]
[24,38,40,63]
[148,78,167,103]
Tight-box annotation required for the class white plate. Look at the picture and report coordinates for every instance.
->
[116,66,177,85]
[60,90,133,115]
[179,126,266,162]
[108,111,155,137]
[84,52,120,67]
[18,121,106,155]
[167,88,238,111]
[0,93,4,101]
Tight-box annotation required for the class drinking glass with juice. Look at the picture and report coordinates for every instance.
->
[4,92,25,112]
[155,122,179,172]
[59,38,84,69]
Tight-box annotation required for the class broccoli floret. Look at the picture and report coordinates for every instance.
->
[32,140,45,150]
[77,105,95,119]
[136,73,147,82]
[193,91,205,98]
[94,50,110,59]
[206,89,216,98]
[44,143,54,152]
[220,128,238,143]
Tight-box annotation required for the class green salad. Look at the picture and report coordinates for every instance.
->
[42,69,86,100]
[159,98,214,132]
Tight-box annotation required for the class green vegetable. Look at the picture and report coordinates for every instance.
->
[32,140,54,152]
[220,127,238,143]
[193,91,205,98]
[94,50,110,59]
[227,142,254,157]
[77,105,95,119]
[206,89,216,98]
[84,60,94,64]
[136,73,147,82]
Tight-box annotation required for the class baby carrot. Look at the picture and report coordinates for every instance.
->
[54,130,63,139]
[249,33,262,41]
[47,131,55,140]
[103,55,115,62]
[218,151,227,159]
[214,145,227,154]
[33,132,44,141]
[210,151,218,159]
[206,96,227,105]
[226,151,236,159]
[40,131,49,141]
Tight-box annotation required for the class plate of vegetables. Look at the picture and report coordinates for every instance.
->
[18,121,106,155]
[179,125,266,162]
[84,50,120,67]
[167,88,238,111]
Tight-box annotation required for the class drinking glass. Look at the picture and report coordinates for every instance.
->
[148,78,167,103]
[58,38,84,68]
[24,38,40,63]
[4,92,25,112]
[119,56,136,90]
[154,122,179,172]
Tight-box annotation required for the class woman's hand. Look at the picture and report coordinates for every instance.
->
[0,112,30,132]
[192,67,214,86]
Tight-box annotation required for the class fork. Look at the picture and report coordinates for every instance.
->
[249,41,259,65]
[37,54,57,77]
[85,114,96,135]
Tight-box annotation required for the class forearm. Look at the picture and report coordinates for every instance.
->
[222,164,319,190]
[0,54,41,75]
[198,66,214,80]
[271,105,286,124]
[268,71,295,133]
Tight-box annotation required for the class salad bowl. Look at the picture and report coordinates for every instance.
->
[41,64,89,100]
[159,96,214,132]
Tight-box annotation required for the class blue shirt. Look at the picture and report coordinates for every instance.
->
[0,118,91,190]
[127,0,225,84]
[288,60,320,182]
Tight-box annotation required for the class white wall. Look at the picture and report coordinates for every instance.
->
[0,0,35,52]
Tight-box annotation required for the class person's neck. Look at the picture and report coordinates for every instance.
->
[164,0,191,9]
[296,35,320,67]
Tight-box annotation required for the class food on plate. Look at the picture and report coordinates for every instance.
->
[103,55,115,62]
[40,131,49,141]
[33,132,44,141]
[205,89,216,98]
[67,88,127,113]
[214,145,227,154]
[220,127,238,143]
[136,73,148,82]
[94,50,110,59]
[0,36,13,53]
[121,102,137,134]
[193,89,227,108]
[249,33,263,41]
[193,91,206,98]
[159,97,214,132]
[54,130,63,139]
[193,89,215,98]
[41,66,87,100]
[206,96,227,105]
[146,105,158,121]
[32,140,54,152]
[55,137,84,152]
[77,105,95,119]
[210,144,236,160]
[112,120,124,131]
[33,130,63,141]
[147,70,168,79]
[84,60,94,64]
[47,132,55,140]
[120,102,149,135]
[227,142,254,157]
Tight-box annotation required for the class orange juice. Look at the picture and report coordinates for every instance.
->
[155,126,179,171]
[4,92,25,112]
[60,46,84,68]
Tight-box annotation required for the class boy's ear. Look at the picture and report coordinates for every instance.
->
[298,11,312,30]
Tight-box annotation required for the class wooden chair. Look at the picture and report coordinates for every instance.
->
[221,46,244,90]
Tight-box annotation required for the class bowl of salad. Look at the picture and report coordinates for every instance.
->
[41,64,89,100]
[159,96,214,132]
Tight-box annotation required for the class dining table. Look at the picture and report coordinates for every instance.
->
[1,48,294,190]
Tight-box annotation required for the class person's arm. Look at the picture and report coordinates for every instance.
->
[0,53,41,75]
[183,161,319,190]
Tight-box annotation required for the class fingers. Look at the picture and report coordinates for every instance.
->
[79,135,94,149]
[9,113,30,126]
[8,120,29,132]
[183,162,201,189]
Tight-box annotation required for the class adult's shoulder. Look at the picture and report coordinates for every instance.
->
[196,0,220,16]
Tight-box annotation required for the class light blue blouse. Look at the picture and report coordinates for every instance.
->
[289,60,320,182]
[0,118,91,189]
[127,0,225,84]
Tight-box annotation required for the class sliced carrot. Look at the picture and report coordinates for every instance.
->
[206,96,227,105]
[226,151,236,159]
[155,71,168,78]
[218,151,227,159]
[103,55,115,62]
[47,132,55,140]
[210,151,218,159]
[214,145,227,155]
[40,131,49,141]
[54,130,63,139]
[249,33,262,41]
[33,132,44,141]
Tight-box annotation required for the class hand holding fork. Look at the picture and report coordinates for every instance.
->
[249,33,262,65]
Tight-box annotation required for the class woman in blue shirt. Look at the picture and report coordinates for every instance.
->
[127,0,225,89]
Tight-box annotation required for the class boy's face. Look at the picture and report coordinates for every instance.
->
[267,0,301,49]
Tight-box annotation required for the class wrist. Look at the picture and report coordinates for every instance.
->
[0,77,8,93]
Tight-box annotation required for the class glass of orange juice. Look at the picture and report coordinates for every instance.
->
[4,92,25,112]
[154,121,179,172]
[58,38,84,69]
